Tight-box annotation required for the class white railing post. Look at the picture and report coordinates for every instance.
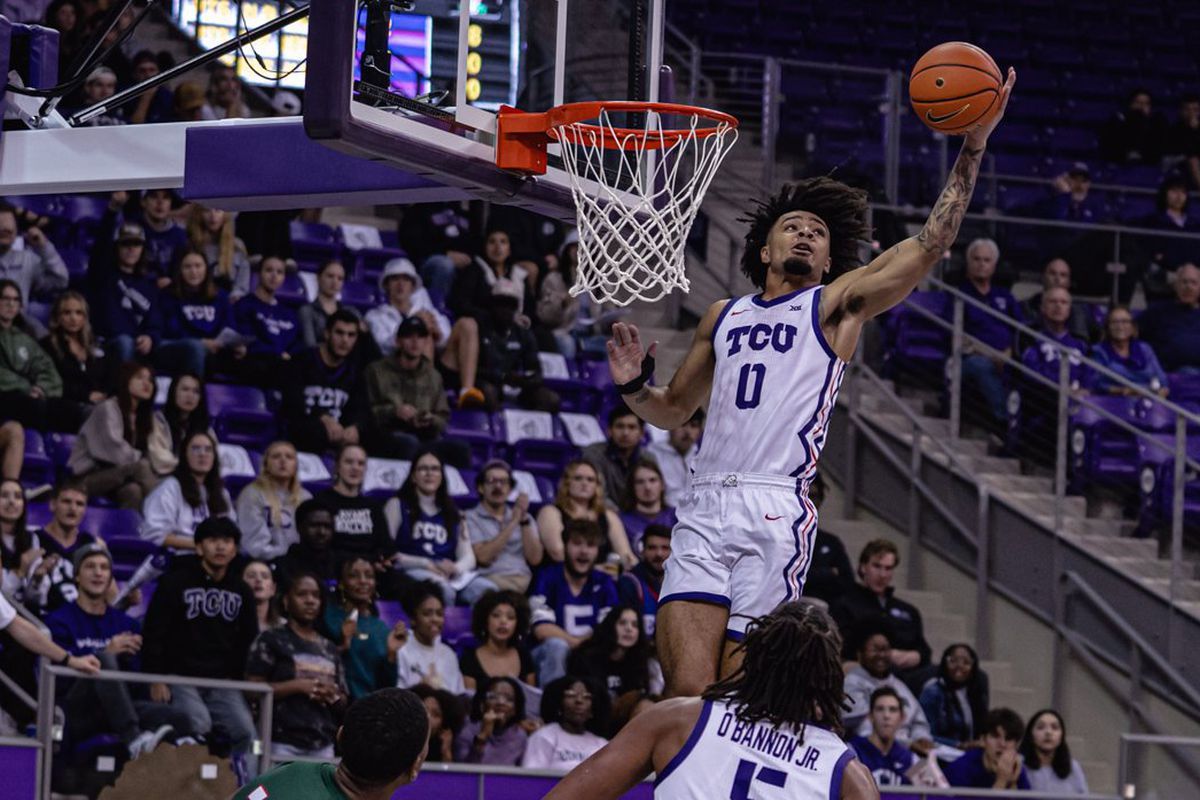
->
[949,295,964,439]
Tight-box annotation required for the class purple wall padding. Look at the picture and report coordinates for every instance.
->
[391,769,654,800]
[0,741,40,799]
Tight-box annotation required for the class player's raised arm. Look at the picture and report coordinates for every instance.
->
[606,300,725,429]
[825,67,1016,322]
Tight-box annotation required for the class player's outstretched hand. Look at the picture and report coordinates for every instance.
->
[966,67,1016,146]
[607,322,656,386]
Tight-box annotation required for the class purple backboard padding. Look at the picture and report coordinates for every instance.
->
[182,119,465,211]
[0,741,39,799]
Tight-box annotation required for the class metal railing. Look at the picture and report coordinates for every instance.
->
[35,664,275,800]
[1118,733,1200,799]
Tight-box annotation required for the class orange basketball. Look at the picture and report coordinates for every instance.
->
[909,42,1003,135]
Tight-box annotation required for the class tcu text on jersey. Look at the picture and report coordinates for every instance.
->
[183,587,244,621]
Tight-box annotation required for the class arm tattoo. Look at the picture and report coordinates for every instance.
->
[916,143,985,254]
[630,387,652,405]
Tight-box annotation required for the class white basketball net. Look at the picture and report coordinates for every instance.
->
[552,108,738,306]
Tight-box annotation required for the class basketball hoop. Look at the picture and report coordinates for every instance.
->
[497,101,739,306]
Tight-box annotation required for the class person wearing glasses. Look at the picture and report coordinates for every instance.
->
[460,459,542,603]
[521,675,609,771]
[455,675,530,765]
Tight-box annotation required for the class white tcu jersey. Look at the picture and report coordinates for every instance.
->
[655,699,855,800]
[693,286,845,482]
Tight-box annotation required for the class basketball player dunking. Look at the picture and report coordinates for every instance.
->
[545,603,877,800]
[607,69,1016,697]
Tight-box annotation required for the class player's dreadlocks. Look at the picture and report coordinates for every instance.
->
[702,601,845,739]
[739,177,871,289]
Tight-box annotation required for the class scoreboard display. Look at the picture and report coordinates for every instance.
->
[354,0,518,114]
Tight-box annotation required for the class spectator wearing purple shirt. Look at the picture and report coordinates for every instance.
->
[1092,306,1169,396]
[943,708,1031,791]
[956,238,1022,430]
[232,255,302,386]
[1042,163,1106,223]
[137,190,189,281]
[159,250,235,378]
[618,458,677,555]
[1137,263,1200,373]
[1014,288,1092,463]
[455,676,529,765]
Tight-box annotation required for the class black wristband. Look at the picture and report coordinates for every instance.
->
[616,351,656,395]
[56,652,71,666]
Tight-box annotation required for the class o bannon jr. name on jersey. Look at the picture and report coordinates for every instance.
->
[716,710,827,772]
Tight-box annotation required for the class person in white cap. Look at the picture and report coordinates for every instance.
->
[365,258,485,408]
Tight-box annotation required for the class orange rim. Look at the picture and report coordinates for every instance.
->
[521,101,739,152]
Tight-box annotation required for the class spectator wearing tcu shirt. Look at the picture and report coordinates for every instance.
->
[69,363,174,509]
[186,205,252,300]
[645,409,703,508]
[529,519,619,686]
[459,590,536,691]
[393,581,466,694]
[1137,263,1200,373]
[617,523,670,640]
[159,372,213,456]
[956,238,1022,431]
[618,458,676,555]
[237,440,311,561]
[232,255,303,380]
[282,309,365,454]
[87,201,162,369]
[1092,306,1170,396]
[159,249,236,377]
[476,279,559,412]
[843,623,934,756]
[41,291,108,432]
[365,258,484,408]
[25,479,101,615]
[849,686,917,789]
[137,190,188,280]
[47,543,193,759]
[1015,288,1093,463]
[140,431,234,553]
[142,517,259,769]
[460,460,542,602]
[314,444,394,568]
[0,202,68,305]
[1021,258,1098,344]
[0,280,62,430]
[831,539,931,682]
[383,448,474,606]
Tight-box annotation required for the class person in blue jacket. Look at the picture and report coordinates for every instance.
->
[87,198,163,373]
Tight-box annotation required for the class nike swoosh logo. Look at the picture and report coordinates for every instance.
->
[765,514,783,521]
[925,105,969,124]
[731,310,747,315]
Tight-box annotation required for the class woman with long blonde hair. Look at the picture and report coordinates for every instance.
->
[41,290,107,430]
[236,440,311,559]
[186,204,251,299]
[536,459,634,569]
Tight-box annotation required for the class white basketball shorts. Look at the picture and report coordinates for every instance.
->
[659,472,818,639]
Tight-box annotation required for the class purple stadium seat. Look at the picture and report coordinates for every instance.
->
[25,502,51,528]
[105,538,158,577]
[446,410,498,469]
[19,429,54,486]
[884,291,950,379]
[289,221,342,264]
[442,605,473,644]
[206,384,277,449]
[86,507,142,541]
[1168,373,1200,403]
[1136,434,1200,534]
[1069,396,1174,491]
[338,280,378,313]
[57,246,90,279]
[497,411,578,479]
[376,600,408,629]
